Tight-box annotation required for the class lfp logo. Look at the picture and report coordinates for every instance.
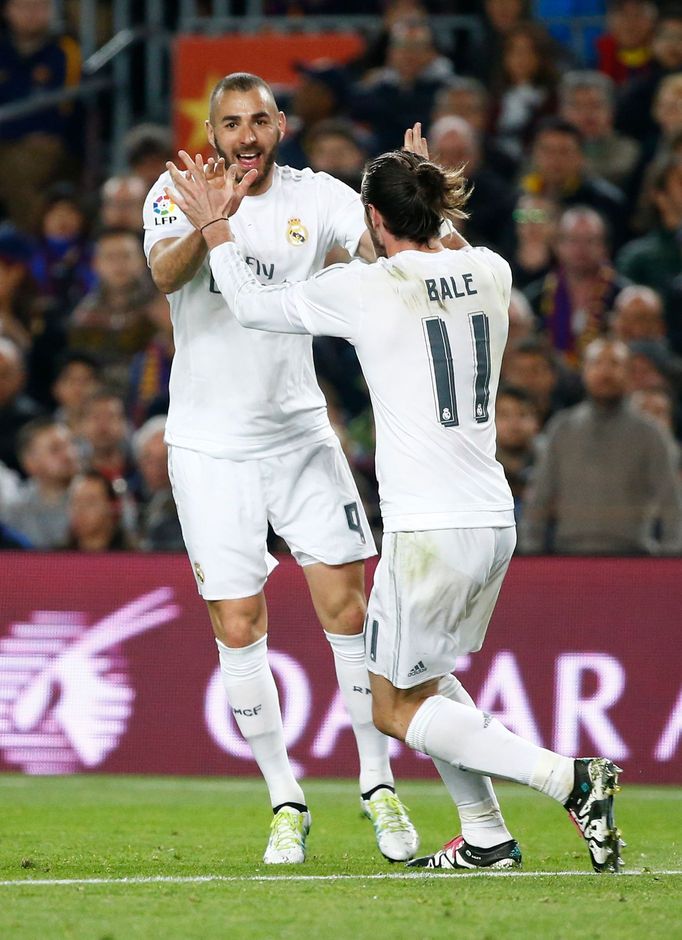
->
[153,193,177,225]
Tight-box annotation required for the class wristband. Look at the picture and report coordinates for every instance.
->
[200,218,228,233]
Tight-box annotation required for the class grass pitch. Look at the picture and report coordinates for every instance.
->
[1,775,680,939]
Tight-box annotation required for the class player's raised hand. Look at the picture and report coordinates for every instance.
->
[166,150,258,234]
[204,155,226,187]
[404,122,430,160]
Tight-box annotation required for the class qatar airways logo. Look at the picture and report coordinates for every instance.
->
[0,589,179,774]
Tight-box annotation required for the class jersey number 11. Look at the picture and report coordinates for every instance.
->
[423,313,491,428]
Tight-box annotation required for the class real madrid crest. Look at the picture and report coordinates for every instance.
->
[286,217,308,246]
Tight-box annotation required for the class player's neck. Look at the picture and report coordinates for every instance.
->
[384,235,443,258]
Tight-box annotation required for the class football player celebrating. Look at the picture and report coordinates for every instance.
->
[143,74,418,865]
[166,145,623,875]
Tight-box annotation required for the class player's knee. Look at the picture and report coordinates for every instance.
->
[207,599,265,648]
[323,589,366,636]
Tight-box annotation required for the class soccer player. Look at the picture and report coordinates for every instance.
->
[142,73,418,865]
[166,147,623,874]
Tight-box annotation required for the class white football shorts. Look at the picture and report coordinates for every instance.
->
[366,526,516,689]
[168,436,376,599]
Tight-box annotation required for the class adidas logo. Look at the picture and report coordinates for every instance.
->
[407,660,427,677]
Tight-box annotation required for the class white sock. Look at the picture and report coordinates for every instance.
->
[216,636,305,810]
[324,630,394,794]
[405,695,574,804]
[433,675,512,848]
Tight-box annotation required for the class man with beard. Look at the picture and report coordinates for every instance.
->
[142,73,417,865]
[519,339,682,555]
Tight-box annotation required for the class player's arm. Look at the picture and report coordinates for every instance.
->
[145,156,229,294]
[148,232,208,294]
[209,239,357,341]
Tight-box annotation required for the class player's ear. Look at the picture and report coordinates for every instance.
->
[277,111,286,137]
[206,120,215,149]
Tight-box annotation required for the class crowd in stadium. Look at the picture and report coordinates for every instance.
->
[0,0,680,553]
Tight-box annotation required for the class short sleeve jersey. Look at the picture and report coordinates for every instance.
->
[210,242,515,530]
[142,165,366,458]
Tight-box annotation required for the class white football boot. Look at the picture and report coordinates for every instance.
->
[263,807,311,864]
[361,787,419,862]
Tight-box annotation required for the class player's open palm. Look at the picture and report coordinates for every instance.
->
[166,150,258,232]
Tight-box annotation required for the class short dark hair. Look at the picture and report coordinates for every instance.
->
[361,150,470,245]
[209,73,277,123]
[497,385,538,410]
[532,116,584,149]
[82,388,125,413]
[124,123,173,166]
[53,349,100,378]
[17,417,60,458]
[95,226,142,246]
[304,118,366,156]
[512,337,558,369]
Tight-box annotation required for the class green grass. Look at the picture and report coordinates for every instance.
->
[1,775,680,940]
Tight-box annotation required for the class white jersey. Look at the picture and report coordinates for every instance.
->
[209,242,515,531]
[143,165,366,459]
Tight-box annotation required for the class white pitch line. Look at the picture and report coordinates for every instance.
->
[1,870,681,888]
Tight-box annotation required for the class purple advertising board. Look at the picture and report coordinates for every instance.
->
[0,553,680,783]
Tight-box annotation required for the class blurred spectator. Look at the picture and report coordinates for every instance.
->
[123,124,174,189]
[99,176,148,233]
[279,65,349,170]
[430,116,516,250]
[431,76,518,179]
[51,350,100,432]
[628,339,681,394]
[2,416,79,547]
[68,228,161,392]
[628,71,682,212]
[348,0,429,78]
[351,17,454,153]
[490,22,560,160]
[64,470,132,551]
[524,207,629,362]
[507,192,559,289]
[0,224,36,351]
[616,9,682,142]
[596,0,657,86]
[495,385,540,513]
[519,338,682,555]
[0,0,81,232]
[79,389,134,485]
[303,119,368,191]
[631,385,677,431]
[630,387,681,464]
[127,292,173,427]
[559,71,640,189]
[609,285,667,343]
[463,0,533,85]
[131,415,183,551]
[521,119,628,245]
[507,287,537,348]
[0,337,42,472]
[501,337,580,427]
[30,183,95,318]
[26,184,96,405]
[616,155,682,329]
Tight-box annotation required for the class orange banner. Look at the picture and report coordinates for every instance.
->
[173,33,364,156]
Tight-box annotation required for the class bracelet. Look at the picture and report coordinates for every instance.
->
[200,217,228,233]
